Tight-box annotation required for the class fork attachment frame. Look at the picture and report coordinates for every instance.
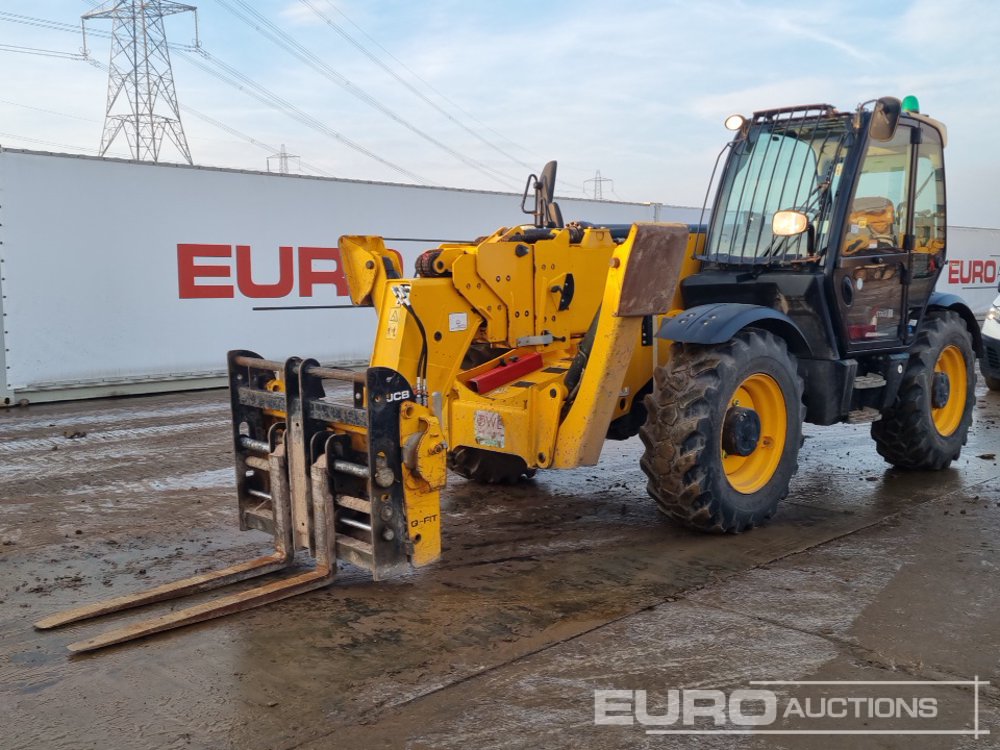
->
[35,351,415,652]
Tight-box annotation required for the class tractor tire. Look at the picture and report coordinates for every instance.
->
[872,310,975,469]
[639,329,803,533]
[983,373,1000,392]
[448,446,536,484]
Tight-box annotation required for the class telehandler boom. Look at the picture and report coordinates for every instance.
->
[38,96,981,652]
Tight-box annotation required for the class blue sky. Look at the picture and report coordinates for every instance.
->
[1,0,999,226]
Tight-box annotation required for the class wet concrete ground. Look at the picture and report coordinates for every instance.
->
[1,385,998,749]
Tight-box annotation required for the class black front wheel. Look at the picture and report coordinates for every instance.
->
[640,329,804,533]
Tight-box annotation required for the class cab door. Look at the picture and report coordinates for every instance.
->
[835,123,914,351]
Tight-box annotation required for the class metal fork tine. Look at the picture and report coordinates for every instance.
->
[60,453,340,653]
[66,565,335,653]
[37,440,298,633]
[34,552,292,631]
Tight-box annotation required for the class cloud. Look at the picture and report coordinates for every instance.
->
[769,15,874,63]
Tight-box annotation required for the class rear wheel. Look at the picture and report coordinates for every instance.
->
[448,446,536,484]
[872,311,975,469]
[640,329,803,533]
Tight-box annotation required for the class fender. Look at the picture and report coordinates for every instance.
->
[657,303,812,356]
[927,292,984,357]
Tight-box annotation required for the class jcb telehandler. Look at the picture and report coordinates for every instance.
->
[38,96,981,652]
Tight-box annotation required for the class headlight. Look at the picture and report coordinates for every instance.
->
[988,305,1000,322]
[724,114,747,131]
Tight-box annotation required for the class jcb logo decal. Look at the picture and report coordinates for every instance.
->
[386,390,411,403]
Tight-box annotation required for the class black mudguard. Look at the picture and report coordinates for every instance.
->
[657,303,812,356]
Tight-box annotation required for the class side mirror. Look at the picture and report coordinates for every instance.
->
[869,96,902,142]
[536,161,563,229]
[538,160,557,205]
[521,160,563,229]
[772,210,808,236]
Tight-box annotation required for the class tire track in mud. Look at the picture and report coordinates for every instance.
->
[0,394,235,553]
[0,400,229,435]
[0,420,227,460]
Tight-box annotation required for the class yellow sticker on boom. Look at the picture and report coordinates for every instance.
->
[386,308,401,339]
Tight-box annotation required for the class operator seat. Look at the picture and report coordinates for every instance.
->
[842,196,897,255]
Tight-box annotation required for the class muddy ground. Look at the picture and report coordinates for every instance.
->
[1,385,998,749]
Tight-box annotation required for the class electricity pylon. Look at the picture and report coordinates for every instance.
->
[584,170,614,200]
[82,1,198,164]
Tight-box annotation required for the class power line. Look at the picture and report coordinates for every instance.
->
[1,9,381,179]
[319,0,532,160]
[214,0,520,189]
[177,46,432,184]
[0,9,199,50]
[3,7,413,182]
[0,35,327,177]
[0,43,86,60]
[0,97,98,122]
[0,129,131,158]
[178,103,333,177]
[0,10,105,37]
[5,5,461,186]
[300,0,532,170]
[0,94,328,176]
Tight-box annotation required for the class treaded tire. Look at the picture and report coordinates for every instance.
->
[639,329,803,533]
[448,446,536,484]
[984,373,1000,392]
[872,310,976,469]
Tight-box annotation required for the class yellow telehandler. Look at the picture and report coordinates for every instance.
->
[37,96,982,652]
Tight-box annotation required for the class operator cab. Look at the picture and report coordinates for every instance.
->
[686,96,948,360]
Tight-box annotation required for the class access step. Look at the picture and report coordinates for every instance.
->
[846,406,882,424]
[853,373,887,390]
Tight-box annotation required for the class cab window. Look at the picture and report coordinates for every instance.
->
[842,125,912,256]
[911,126,946,279]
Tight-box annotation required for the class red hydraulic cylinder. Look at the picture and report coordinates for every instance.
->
[467,353,543,394]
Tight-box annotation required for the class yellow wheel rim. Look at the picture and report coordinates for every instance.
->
[932,345,966,437]
[722,373,787,494]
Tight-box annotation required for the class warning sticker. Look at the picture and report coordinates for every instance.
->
[449,312,468,332]
[386,308,401,339]
[474,410,505,448]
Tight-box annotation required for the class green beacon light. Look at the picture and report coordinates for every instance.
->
[902,95,920,113]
